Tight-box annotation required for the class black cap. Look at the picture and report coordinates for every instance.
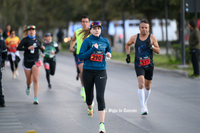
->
[45,33,52,37]
[27,25,36,30]
[90,22,101,29]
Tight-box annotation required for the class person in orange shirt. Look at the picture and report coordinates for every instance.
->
[5,30,21,79]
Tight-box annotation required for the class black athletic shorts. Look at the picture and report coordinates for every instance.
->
[23,60,36,70]
[135,66,154,80]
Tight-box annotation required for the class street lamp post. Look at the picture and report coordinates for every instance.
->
[181,0,186,65]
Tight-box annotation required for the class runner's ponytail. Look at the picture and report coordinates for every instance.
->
[23,25,28,37]
[78,28,91,40]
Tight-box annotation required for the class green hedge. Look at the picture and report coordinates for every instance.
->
[172,44,190,63]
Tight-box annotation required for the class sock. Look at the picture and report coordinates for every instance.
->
[144,89,151,106]
[138,89,145,107]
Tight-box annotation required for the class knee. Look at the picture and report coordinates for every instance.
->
[33,77,39,84]
[138,83,145,89]
[145,84,151,90]
[96,95,104,103]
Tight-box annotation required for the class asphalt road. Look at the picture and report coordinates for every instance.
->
[0,52,200,133]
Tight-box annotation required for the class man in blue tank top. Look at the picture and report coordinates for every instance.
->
[125,19,160,115]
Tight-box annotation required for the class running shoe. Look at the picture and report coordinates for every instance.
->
[48,84,52,89]
[12,73,16,79]
[83,96,86,102]
[80,87,85,98]
[87,108,94,118]
[33,97,39,104]
[99,122,106,133]
[15,70,19,76]
[26,86,31,95]
[0,104,6,107]
[141,106,148,115]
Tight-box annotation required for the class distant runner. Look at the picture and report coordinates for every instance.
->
[42,33,59,89]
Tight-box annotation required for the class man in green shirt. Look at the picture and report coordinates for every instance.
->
[70,15,90,101]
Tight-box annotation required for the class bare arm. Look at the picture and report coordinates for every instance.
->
[125,35,137,54]
[70,31,76,52]
[151,35,160,54]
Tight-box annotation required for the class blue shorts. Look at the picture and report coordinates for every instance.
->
[75,54,84,66]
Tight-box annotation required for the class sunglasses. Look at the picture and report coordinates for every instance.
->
[91,22,101,26]
[27,25,36,30]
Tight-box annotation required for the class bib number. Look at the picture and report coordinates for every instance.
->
[90,54,103,62]
[35,60,43,67]
[140,58,150,66]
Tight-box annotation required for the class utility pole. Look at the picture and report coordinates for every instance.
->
[165,0,169,55]
[122,11,126,53]
[101,0,105,37]
[24,0,27,25]
[181,0,185,65]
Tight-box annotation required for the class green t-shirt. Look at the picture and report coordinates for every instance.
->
[42,41,58,61]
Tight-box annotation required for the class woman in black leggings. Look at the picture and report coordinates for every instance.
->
[79,22,111,133]
[42,33,59,88]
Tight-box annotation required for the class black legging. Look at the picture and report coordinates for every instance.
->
[44,60,56,85]
[83,69,107,111]
[191,49,199,75]
[8,54,20,72]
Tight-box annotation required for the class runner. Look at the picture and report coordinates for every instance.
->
[70,15,90,101]
[79,21,111,133]
[125,19,160,115]
[5,30,21,79]
[17,25,45,104]
[41,33,59,89]
[0,38,7,107]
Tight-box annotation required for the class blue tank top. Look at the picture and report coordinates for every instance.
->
[134,33,154,67]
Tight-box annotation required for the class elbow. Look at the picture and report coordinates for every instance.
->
[78,54,83,60]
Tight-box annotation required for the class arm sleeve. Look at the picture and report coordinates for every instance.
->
[1,40,7,62]
[17,38,28,51]
[79,39,97,60]
[55,47,59,54]
[54,42,59,54]
[190,30,200,46]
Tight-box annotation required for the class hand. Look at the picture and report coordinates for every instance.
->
[126,54,131,63]
[70,47,75,52]
[41,54,44,57]
[6,45,10,48]
[28,46,34,50]
[1,62,5,68]
[146,41,153,49]
[93,43,98,49]
[41,46,45,50]
[51,51,55,55]
[106,52,111,58]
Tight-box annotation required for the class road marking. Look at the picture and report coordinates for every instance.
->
[0,107,22,129]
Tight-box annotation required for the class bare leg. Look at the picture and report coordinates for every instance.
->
[32,66,41,97]
[24,69,33,88]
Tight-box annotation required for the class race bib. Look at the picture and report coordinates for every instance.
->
[35,60,43,67]
[44,63,50,69]
[90,51,103,62]
[140,57,150,66]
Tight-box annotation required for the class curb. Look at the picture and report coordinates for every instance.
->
[59,52,199,79]
[106,59,189,77]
